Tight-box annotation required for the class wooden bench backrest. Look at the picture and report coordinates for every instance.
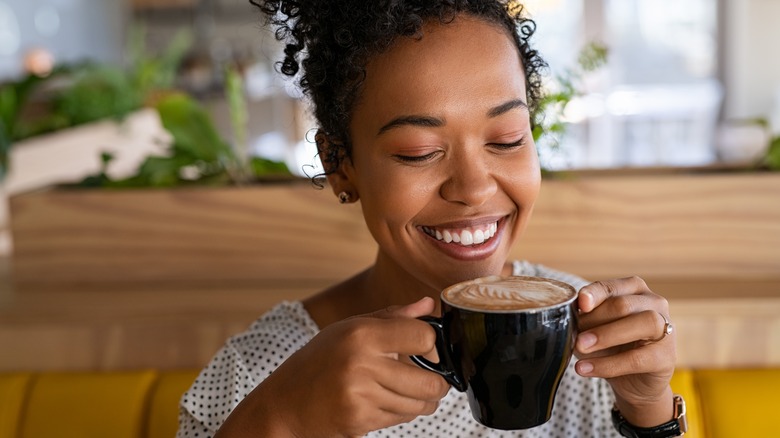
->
[10,172,780,291]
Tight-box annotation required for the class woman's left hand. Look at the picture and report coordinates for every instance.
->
[575,276,677,427]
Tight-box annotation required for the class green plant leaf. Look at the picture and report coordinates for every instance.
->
[53,65,141,126]
[764,137,780,170]
[155,94,233,162]
[115,155,194,188]
[128,25,191,96]
[578,42,609,72]
[250,157,290,176]
[532,42,609,169]
[225,66,248,168]
[532,125,544,142]
[0,85,18,134]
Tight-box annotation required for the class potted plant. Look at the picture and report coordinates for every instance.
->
[4,29,315,291]
[0,28,196,194]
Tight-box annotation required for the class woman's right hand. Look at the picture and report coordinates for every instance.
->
[214,297,450,438]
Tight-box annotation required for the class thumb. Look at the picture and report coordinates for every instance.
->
[371,296,436,320]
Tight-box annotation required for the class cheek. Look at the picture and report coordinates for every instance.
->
[516,164,541,204]
[501,147,541,205]
[354,159,434,233]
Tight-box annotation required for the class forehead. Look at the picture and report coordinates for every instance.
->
[353,16,528,124]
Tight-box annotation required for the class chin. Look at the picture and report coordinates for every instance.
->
[433,259,508,290]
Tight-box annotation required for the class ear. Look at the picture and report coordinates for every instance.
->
[315,130,358,201]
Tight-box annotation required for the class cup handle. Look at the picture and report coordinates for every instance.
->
[409,316,467,392]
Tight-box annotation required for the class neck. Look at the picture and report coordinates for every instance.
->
[304,251,517,328]
[303,250,442,328]
[362,250,444,316]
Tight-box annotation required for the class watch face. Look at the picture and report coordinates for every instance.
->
[674,394,689,434]
[612,395,688,438]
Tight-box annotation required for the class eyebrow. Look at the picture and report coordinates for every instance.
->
[377,115,444,136]
[487,99,529,118]
[376,98,529,136]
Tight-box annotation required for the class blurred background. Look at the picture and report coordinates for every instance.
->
[1,0,778,177]
[527,0,779,170]
[0,1,777,303]
[0,3,778,436]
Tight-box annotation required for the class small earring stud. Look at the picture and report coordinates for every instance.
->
[338,191,351,204]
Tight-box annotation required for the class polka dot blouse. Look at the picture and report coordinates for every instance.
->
[177,261,619,437]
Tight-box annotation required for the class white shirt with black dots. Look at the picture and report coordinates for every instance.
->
[177,261,619,437]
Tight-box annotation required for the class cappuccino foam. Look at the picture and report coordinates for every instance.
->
[442,276,576,312]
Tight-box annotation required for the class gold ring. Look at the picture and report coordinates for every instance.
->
[649,312,673,342]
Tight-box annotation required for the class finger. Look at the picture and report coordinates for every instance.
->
[375,358,450,402]
[376,403,439,431]
[373,317,438,356]
[576,310,672,355]
[329,364,440,435]
[579,276,652,313]
[575,342,676,379]
[347,378,439,428]
[373,384,441,418]
[346,405,429,437]
[370,296,436,320]
[340,317,438,356]
[577,294,668,332]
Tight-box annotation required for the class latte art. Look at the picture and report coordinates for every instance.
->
[442,276,576,311]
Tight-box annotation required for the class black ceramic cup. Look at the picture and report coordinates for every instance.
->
[411,275,578,430]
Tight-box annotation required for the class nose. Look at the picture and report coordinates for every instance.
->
[439,148,497,207]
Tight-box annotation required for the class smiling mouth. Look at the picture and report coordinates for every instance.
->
[421,221,499,246]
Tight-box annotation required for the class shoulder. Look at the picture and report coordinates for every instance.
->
[179,301,319,432]
[204,301,318,383]
[228,301,319,371]
[511,260,591,291]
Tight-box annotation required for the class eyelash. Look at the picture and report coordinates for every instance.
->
[393,137,526,163]
[490,137,526,150]
[394,152,438,163]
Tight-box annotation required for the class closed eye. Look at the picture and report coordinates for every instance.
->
[393,151,439,163]
[489,137,526,150]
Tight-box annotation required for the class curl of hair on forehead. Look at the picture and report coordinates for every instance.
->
[250,0,547,185]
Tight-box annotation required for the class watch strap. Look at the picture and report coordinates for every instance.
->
[611,394,687,438]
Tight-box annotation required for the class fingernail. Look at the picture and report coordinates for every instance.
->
[578,291,593,313]
[578,333,597,350]
[578,361,594,375]
[581,291,592,303]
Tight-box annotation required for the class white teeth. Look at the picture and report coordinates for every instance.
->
[425,221,499,246]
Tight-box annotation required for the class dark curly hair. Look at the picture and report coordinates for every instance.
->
[250,0,547,180]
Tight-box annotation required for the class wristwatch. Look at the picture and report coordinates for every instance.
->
[611,394,688,437]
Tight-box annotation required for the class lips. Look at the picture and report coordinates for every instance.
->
[421,221,499,246]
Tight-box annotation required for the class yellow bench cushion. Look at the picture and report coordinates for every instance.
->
[147,370,199,438]
[670,369,704,438]
[0,373,34,438]
[694,368,780,438]
[20,370,157,438]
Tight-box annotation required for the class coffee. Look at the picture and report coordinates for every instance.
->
[411,276,578,430]
[442,275,575,311]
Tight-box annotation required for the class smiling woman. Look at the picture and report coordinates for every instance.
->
[339,17,540,289]
[177,1,683,437]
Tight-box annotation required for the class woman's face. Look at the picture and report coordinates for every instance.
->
[341,16,541,291]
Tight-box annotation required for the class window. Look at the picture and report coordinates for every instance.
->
[527,0,721,169]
